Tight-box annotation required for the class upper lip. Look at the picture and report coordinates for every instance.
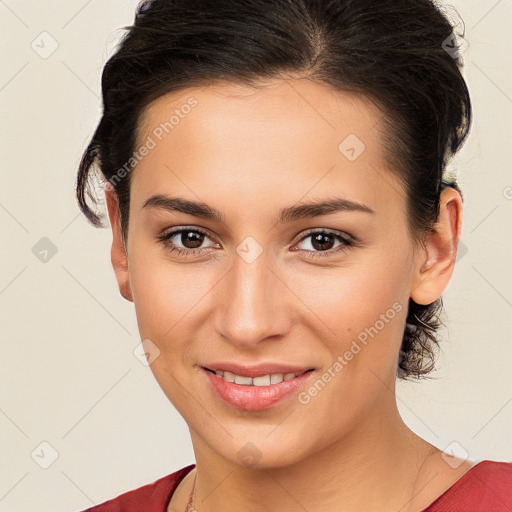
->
[201,362,314,378]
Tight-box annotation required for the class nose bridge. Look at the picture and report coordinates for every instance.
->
[213,245,287,346]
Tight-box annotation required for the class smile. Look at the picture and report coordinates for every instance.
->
[202,366,316,411]
[204,368,310,386]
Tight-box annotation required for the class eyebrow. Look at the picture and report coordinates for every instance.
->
[142,194,375,223]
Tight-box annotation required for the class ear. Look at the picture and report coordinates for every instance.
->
[104,183,133,302]
[410,186,463,305]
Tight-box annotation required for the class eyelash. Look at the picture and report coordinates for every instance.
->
[157,227,355,260]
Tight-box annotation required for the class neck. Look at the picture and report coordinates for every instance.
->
[188,396,442,512]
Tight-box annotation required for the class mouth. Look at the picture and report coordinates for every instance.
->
[200,364,316,411]
[202,367,314,387]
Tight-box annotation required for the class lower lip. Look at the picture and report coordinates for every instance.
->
[203,368,314,411]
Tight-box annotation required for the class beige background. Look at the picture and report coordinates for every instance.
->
[1,1,511,511]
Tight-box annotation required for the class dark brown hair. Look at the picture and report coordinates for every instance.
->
[76,0,472,379]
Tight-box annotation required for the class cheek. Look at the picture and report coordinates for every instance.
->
[127,254,216,407]
[285,259,411,437]
[284,248,413,410]
[287,251,411,343]
[128,249,216,351]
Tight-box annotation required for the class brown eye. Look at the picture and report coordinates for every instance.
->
[157,227,218,257]
[310,232,336,251]
[177,230,205,249]
[295,230,354,258]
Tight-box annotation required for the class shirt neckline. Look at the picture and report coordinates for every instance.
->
[421,460,486,510]
[166,464,196,511]
[167,460,486,511]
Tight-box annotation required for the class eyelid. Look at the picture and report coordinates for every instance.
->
[291,228,355,258]
[157,225,356,259]
[157,225,218,246]
[295,227,354,244]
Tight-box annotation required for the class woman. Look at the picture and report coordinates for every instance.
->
[76,0,511,510]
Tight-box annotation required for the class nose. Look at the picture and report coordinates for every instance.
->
[212,247,292,348]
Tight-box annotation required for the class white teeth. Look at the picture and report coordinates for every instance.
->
[270,373,284,384]
[223,371,235,383]
[252,375,271,386]
[211,369,305,386]
[234,375,253,385]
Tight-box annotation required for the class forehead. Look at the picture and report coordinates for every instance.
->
[132,78,404,219]
[138,78,384,150]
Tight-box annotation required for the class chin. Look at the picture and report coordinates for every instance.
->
[204,430,316,471]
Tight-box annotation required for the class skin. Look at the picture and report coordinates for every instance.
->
[104,78,472,511]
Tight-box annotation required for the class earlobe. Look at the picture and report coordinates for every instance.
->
[104,183,133,302]
[410,186,463,306]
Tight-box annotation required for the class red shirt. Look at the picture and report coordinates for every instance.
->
[82,460,512,511]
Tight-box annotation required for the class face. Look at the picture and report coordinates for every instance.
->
[107,78,453,469]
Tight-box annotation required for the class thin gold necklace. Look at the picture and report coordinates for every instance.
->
[182,448,442,511]
[184,472,197,512]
